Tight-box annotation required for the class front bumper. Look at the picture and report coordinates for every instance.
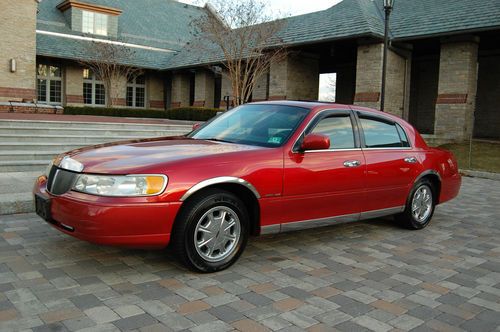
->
[33,175,182,248]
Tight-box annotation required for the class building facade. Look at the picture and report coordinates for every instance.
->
[0,0,499,141]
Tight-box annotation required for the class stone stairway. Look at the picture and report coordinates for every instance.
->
[0,119,192,215]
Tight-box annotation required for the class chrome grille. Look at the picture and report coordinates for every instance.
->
[46,166,78,195]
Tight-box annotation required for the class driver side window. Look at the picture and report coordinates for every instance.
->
[311,115,356,149]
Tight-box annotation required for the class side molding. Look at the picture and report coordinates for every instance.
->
[180,176,261,202]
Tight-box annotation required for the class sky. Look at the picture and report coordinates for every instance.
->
[178,0,343,100]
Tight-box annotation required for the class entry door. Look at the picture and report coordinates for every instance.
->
[357,114,421,212]
[282,111,365,225]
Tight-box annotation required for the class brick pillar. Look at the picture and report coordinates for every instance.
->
[354,43,407,117]
[111,75,127,107]
[269,53,319,101]
[194,70,215,108]
[0,0,37,102]
[65,65,84,106]
[434,37,479,140]
[171,72,190,108]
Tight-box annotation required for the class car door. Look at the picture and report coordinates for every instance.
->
[279,110,366,229]
[355,111,421,213]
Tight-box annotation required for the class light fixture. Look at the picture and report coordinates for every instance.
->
[9,59,16,73]
[384,0,394,10]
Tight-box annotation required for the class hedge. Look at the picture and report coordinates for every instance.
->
[63,106,222,121]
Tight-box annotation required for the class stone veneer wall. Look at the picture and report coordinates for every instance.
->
[434,39,479,140]
[0,0,38,102]
[194,70,215,108]
[354,43,407,117]
[171,72,191,108]
[148,73,165,109]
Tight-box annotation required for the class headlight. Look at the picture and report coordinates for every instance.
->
[59,156,84,173]
[73,174,167,197]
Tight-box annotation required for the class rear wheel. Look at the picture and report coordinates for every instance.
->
[396,179,436,230]
[172,189,249,273]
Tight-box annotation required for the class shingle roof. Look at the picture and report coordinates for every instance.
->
[36,0,206,69]
[36,0,500,71]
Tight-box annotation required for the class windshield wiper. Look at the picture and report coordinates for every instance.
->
[204,138,235,144]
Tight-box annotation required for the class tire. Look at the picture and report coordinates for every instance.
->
[171,189,249,273]
[396,178,436,230]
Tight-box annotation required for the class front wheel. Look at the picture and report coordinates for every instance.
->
[396,179,436,230]
[171,189,249,273]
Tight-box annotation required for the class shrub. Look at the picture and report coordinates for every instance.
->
[63,106,222,121]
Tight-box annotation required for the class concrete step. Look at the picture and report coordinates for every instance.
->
[0,160,50,172]
[0,172,40,215]
[0,134,185,143]
[0,151,64,161]
[0,126,188,137]
[0,142,90,151]
[0,119,193,131]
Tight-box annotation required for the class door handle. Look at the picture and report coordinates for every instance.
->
[344,160,361,168]
[404,156,418,164]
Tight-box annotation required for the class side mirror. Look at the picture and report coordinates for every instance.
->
[300,133,330,152]
[192,123,201,131]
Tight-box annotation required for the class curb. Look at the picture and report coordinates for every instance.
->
[460,169,500,181]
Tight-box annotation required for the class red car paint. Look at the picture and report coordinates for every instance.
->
[33,101,461,248]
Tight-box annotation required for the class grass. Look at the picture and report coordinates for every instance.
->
[439,141,500,173]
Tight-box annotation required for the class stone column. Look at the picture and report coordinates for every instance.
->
[171,72,190,108]
[220,72,233,109]
[111,75,127,107]
[354,43,407,117]
[65,65,84,106]
[252,72,268,101]
[0,0,37,102]
[269,53,320,101]
[194,70,215,108]
[148,73,165,109]
[434,37,479,140]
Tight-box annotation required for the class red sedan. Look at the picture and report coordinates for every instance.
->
[34,101,461,272]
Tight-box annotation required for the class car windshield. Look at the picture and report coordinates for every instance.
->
[189,104,310,147]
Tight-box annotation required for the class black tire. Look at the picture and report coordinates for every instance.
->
[171,189,249,273]
[396,178,436,230]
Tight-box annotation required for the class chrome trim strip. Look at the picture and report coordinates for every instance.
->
[260,206,405,235]
[414,170,441,183]
[360,206,405,220]
[362,148,413,151]
[304,148,362,153]
[180,177,261,201]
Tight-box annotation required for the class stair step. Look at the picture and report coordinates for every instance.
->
[0,126,189,137]
[0,133,186,143]
[0,151,66,161]
[0,160,50,172]
[0,119,194,131]
[0,192,34,215]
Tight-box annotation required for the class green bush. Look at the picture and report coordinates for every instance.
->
[63,106,222,121]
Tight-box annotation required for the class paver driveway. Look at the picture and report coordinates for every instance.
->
[0,177,499,332]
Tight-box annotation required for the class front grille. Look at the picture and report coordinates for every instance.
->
[46,166,79,195]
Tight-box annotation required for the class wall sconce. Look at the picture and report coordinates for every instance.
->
[10,59,16,73]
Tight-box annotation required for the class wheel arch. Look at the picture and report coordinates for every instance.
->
[178,177,261,236]
[414,170,442,204]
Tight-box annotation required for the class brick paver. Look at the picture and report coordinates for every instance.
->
[0,176,499,331]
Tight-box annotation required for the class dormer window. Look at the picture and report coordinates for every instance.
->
[82,10,108,36]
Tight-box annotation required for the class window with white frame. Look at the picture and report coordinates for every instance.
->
[126,75,146,108]
[82,10,108,36]
[83,69,106,106]
[37,64,62,104]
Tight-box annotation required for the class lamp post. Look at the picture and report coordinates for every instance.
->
[380,0,394,112]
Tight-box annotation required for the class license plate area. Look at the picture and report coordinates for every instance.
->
[35,193,53,223]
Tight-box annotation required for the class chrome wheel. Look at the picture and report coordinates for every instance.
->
[412,185,433,223]
[194,206,241,263]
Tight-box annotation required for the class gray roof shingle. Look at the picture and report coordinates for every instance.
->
[36,0,500,70]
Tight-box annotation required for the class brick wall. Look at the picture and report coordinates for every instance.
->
[0,0,37,102]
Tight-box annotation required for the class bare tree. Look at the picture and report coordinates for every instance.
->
[191,0,287,106]
[79,41,143,108]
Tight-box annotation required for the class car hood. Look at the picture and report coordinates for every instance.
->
[66,137,262,174]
